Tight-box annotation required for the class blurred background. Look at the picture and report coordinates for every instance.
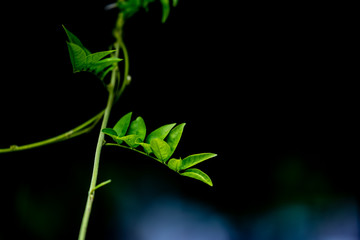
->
[0,1,358,239]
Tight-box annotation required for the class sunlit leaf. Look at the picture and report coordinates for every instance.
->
[127,116,146,147]
[113,112,132,144]
[118,135,142,148]
[167,158,182,172]
[164,123,185,160]
[64,26,121,80]
[145,123,176,144]
[180,168,213,186]
[150,138,171,162]
[180,153,217,170]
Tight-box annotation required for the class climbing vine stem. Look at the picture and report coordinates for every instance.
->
[0,110,104,154]
[78,13,127,240]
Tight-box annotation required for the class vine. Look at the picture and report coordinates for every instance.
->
[0,1,217,239]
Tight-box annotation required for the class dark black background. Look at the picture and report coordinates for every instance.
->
[0,1,357,239]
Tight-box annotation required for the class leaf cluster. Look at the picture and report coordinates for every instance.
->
[102,112,216,186]
[117,0,178,23]
[63,26,122,80]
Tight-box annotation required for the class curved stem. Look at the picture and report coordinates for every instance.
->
[116,41,130,100]
[0,110,104,154]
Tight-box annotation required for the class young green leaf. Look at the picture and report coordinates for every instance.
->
[66,42,87,72]
[180,153,217,171]
[127,117,146,147]
[102,128,123,145]
[164,123,185,160]
[102,128,118,137]
[117,0,140,18]
[150,138,171,162]
[127,117,146,137]
[160,0,170,23]
[90,58,122,76]
[86,51,116,65]
[167,158,182,172]
[64,26,122,80]
[63,25,91,55]
[113,112,132,144]
[118,135,142,148]
[116,0,177,22]
[180,168,213,187]
[145,123,176,144]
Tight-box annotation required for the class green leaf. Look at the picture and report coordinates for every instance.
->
[102,128,117,137]
[86,51,116,66]
[63,26,121,80]
[117,0,176,22]
[180,168,213,186]
[164,123,185,160]
[113,112,132,144]
[118,135,142,148]
[127,117,146,147]
[167,158,182,172]
[145,123,176,144]
[150,138,171,162]
[66,42,87,72]
[91,58,122,75]
[102,128,123,144]
[160,0,170,23]
[180,153,217,171]
[91,58,122,80]
[63,25,91,55]
[117,0,141,18]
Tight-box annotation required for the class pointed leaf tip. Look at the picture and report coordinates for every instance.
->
[164,123,186,160]
[180,168,213,186]
[180,153,217,171]
[127,116,146,147]
[145,123,176,144]
[113,112,133,143]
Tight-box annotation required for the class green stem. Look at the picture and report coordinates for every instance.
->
[78,53,118,240]
[78,13,126,240]
[92,179,112,193]
[116,40,130,100]
[0,110,104,154]
[106,143,162,163]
